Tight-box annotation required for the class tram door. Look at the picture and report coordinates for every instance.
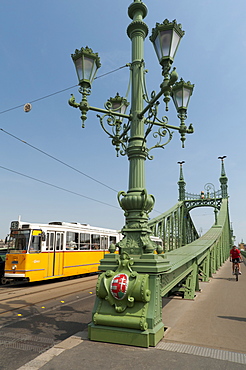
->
[46,232,64,277]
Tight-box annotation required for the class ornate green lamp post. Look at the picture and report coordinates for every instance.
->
[69,0,194,348]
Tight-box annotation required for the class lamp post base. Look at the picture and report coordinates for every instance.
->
[88,321,164,348]
[87,251,170,348]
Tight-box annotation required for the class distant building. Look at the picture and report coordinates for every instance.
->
[238,242,246,251]
[0,239,6,249]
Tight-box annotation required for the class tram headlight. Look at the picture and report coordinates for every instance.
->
[12,265,17,270]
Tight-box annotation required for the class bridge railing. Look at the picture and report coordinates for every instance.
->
[160,198,231,300]
[185,189,222,200]
[149,201,199,252]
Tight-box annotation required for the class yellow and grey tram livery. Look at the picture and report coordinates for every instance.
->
[4,220,120,283]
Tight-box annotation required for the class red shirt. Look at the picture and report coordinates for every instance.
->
[230,248,241,259]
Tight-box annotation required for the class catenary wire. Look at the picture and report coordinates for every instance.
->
[0,128,118,193]
[0,60,163,214]
[0,165,119,210]
[0,65,130,191]
[0,64,130,116]
[0,128,163,214]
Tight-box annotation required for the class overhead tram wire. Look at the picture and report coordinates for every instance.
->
[0,128,118,193]
[0,136,164,216]
[0,165,119,210]
[0,162,162,214]
[0,61,163,215]
[0,128,163,215]
[0,64,130,116]
[0,64,126,193]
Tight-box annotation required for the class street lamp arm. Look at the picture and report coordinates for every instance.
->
[146,119,194,134]
[139,66,179,119]
[68,94,80,108]
[147,120,178,131]
[143,115,194,150]
[90,105,131,120]
[138,87,164,119]
[68,95,131,119]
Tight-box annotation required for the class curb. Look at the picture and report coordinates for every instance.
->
[17,331,87,370]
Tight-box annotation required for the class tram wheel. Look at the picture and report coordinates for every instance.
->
[1,277,8,285]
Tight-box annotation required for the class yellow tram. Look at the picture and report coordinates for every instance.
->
[4,220,120,283]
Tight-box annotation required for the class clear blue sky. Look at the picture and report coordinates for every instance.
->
[0,0,245,245]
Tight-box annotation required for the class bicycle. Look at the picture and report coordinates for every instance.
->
[231,260,241,281]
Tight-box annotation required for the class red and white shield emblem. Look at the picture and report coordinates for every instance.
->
[110,273,128,300]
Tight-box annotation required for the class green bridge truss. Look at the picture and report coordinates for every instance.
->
[149,158,232,299]
[148,158,232,300]
[149,159,228,251]
[159,197,231,300]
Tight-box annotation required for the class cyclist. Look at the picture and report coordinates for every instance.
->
[230,245,243,275]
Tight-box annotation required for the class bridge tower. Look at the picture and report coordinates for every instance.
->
[177,161,186,201]
[218,156,228,198]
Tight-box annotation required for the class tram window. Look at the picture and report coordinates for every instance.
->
[109,236,117,245]
[101,236,108,250]
[49,233,54,251]
[29,235,41,252]
[66,232,79,250]
[91,234,100,250]
[56,233,61,250]
[46,233,49,250]
[79,233,90,250]
[9,231,30,252]
[7,237,16,252]
[17,236,27,250]
[61,233,64,250]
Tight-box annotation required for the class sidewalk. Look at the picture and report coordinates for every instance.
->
[18,258,246,370]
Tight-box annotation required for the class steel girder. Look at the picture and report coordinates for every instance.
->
[149,201,199,251]
[159,199,231,300]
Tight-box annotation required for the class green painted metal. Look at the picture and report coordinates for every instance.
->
[219,156,228,198]
[88,252,166,347]
[177,161,186,201]
[199,252,210,282]
[149,158,229,254]
[89,196,231,347]
[148,159,231,306]
[86,0,170,348]
[160,198,231,300]
[118,0,153,256]
[67,0,233,350]
[68,0,195,348]
[149,201,199,251]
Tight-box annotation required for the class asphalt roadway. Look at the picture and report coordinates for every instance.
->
[17,257,246,370]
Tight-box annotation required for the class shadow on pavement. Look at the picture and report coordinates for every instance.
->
[218,315,246,322]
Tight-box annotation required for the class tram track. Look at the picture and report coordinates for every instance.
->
[0,274,97,298]
[0,277,95,370]
[0,274,97,316]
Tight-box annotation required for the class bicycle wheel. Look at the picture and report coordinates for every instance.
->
[235,266,239,281]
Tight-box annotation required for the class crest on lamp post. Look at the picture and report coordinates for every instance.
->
[110,273,129,300]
